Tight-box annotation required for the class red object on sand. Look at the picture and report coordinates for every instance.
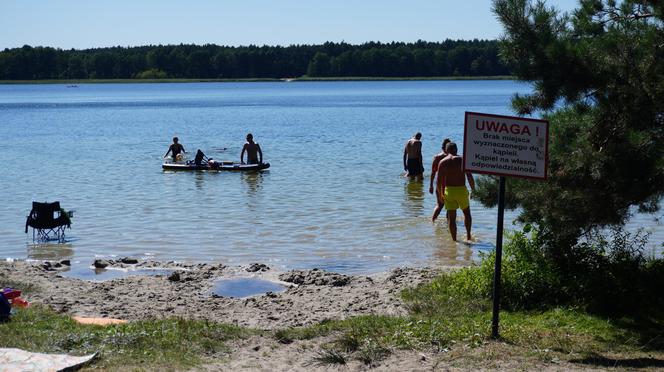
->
[11,297,30,308]
[2,288,22,300]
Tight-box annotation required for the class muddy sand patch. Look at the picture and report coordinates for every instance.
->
[0,260,440,329]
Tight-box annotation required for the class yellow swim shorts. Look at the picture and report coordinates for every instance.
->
[443,186,470,211]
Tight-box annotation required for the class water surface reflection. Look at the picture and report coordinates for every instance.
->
[27,243,74,261]
[402,179,425,217]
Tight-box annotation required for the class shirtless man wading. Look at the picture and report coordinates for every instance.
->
[403,132,424,179]
[241,133,263,164]
[430,138,451,222]
[433,142,475,241]
[429,138,452,194]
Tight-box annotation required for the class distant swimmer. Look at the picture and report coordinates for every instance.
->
[241,133,263,164]
[430,138,451,222]
[403,132,424,180]
[433,142,476,242]
[164,137,186,162]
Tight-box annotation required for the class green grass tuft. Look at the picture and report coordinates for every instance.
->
[354,337,391,365]
[0,305,253,369]
[310,349,347,365]
[274,319,340,343]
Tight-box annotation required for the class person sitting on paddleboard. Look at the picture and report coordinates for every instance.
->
[241,133,262,164]
[164,137,186,162]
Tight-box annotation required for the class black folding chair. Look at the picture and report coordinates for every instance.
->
[188,149,221,168]
[25,201,72,242]
[194,149,207,165]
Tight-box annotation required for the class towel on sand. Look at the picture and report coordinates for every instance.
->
[0,348,96,372]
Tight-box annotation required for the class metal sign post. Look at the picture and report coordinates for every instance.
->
[462,111,549,339]
[491,176,506,339]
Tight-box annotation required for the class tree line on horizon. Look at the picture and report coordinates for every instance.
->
[0,40,510,80]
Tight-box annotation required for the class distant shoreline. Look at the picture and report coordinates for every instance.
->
[0,76,515,85]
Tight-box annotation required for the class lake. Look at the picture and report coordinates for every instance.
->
[0,81,661,273]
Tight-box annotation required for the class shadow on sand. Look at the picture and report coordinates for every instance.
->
[570,354,664,369]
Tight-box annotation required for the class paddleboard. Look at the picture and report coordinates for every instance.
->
[162,162,270,171]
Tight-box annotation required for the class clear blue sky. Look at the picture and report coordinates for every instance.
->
[0,0,580,50]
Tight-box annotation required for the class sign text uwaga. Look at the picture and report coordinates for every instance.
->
[463,112,549,180]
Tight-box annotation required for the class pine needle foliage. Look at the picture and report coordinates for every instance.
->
[476,0,664,250]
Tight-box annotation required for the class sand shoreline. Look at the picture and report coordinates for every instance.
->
[2,259,457,370]
[2,260,622,370]
[1,259,442,329]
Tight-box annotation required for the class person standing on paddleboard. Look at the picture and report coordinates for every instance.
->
[241,133,263,165]
[164,137,186,162]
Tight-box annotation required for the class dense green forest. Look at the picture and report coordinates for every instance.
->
[0,40,509,80]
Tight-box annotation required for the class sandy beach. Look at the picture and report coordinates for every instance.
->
[1,260,632,370]
[1,260,448,370]
[1,260,440,328]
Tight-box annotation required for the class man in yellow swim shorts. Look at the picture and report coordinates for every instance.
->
[432,142,475,241]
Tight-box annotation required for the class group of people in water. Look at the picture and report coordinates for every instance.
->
[166,131,472,242]
[404,133,475,242]
[164,133,264,165]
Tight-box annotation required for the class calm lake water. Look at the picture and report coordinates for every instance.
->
[1,81,661,274]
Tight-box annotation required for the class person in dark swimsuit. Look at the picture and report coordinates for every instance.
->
[164,137,185,162]
[241,133,263,164]
[403,132,424,180]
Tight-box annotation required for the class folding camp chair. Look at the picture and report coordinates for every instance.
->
[189,149,221,167]
[25,201,72,242]
[193,149,207,165]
